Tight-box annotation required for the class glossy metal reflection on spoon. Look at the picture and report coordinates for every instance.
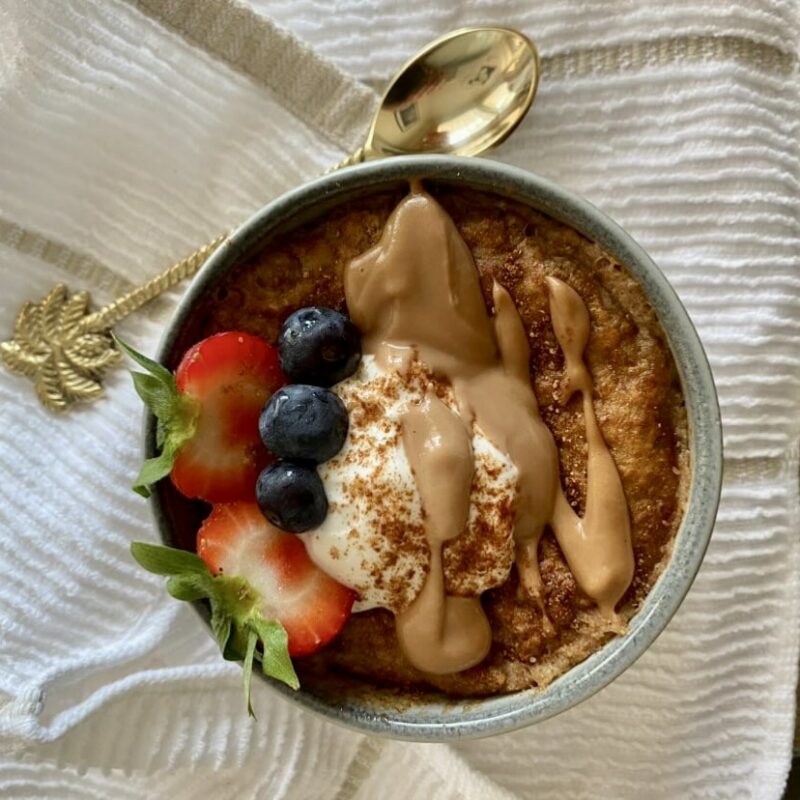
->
[1,27,540,412]
[340,27,539,165]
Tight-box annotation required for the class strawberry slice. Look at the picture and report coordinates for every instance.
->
[118,332,284,503]
[197,502,355,656]
[170,331,284,503]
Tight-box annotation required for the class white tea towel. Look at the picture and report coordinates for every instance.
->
[0,1,798,798]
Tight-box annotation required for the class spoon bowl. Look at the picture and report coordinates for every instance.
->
[365,27,539,159]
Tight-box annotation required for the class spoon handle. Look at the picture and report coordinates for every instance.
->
[327,145,367,173]
[80,234,228,333]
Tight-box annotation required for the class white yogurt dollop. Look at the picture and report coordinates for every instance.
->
[301,355,517,612]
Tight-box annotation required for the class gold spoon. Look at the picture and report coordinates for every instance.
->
[1,27,539,413]
[336,26,539,166]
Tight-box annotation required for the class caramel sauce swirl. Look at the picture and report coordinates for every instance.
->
[344,182,634,674]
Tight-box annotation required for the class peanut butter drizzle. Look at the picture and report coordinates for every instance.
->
[344,183,634,674]
[396,393,492,673]
[546,278,635,617]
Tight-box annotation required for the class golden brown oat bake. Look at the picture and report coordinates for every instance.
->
[174,186,688,696]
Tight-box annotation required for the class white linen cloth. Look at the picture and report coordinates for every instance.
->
[0,1,798,797]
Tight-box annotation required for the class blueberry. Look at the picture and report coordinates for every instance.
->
[256,462,327,533]
[278,307,361,387]
[260,384,348,463]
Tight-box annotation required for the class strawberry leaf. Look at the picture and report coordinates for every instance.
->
[211,575,260,627]
[132,448,177,498]
[129,541,301,708]
[130,372,177,419]
[166,573,212,601]
[114,335,198,497]
[242,628,258,718]
[251,616,300,691]
[211,606,233,655]
[114,335,175,384]
[131,542,207,575]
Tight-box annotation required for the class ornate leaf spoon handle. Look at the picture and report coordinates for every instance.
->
[1,236,225,411]
[1,27,539,412]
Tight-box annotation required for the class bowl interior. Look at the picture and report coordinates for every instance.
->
[147,156,722,741]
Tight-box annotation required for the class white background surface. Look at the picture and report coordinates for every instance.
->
[0,1,798,797]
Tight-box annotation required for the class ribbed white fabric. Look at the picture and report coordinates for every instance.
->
[0,1,798,798]
[260,0,799,79]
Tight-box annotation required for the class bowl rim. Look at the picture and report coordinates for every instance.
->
[146,154,723,741]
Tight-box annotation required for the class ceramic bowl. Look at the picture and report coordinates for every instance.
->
[146,155,722,741]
